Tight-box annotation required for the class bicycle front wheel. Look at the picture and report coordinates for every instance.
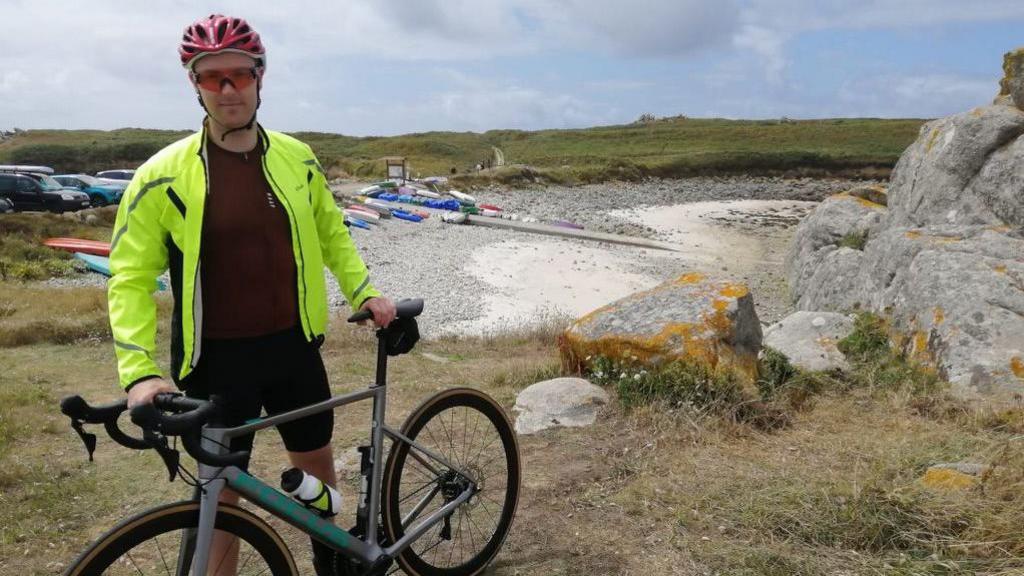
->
[64,500,297,575]
[382,388,521,576]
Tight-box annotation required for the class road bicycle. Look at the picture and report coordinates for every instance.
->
[59,298,521,575]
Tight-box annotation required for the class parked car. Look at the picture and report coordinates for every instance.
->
[96,169,136,181]
[0,172,90,213]
[54,174,124,206]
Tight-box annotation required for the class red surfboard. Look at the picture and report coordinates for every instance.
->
[44,237,111,257]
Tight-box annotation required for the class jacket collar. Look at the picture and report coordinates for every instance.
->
[194,118,271,159]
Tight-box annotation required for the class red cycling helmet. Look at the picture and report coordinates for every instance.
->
[179,14,265,69]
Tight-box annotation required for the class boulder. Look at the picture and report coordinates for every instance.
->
[886,105,1024,228]
[559,273,762,384]
[763,311,855,372]
[788,61,1024,404]
[785,193,886,305]
[996,47,1024,110]
[513,377,609,435]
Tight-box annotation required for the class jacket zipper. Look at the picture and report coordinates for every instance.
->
[261,153,313,340]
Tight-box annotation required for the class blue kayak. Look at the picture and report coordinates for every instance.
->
[345,217,372,230]
[392,210,423,223]
[74,252,111,276]
[74,252,166,290]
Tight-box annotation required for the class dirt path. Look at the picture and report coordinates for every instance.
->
[492,146,505,167]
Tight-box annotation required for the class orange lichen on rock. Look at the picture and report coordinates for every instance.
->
[1012,357,1024,379]
[933,307,945,326]
[921,468,978,491]
[904,230,962,244]
[719,285,749,299]
[994,265,1008,274]
[559,274,759,385]
[834,192,885,210]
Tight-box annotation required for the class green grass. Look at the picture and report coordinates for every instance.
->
[839,230,870,250]
[0,210,115,281]
[0,117,926,184]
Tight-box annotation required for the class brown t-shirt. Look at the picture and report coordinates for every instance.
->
[200,137,299,338]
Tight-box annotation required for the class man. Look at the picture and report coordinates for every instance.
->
[108,14,394,574]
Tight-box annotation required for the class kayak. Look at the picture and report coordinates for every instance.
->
[344,209,380,224]
[441,212,468,224]
[74,252,112,276]
[478,203,503,212]
[392,210,423,223]
[359,185,382,194]
[346,205,381,220]
[73,252,167,290]
[414,189,441,199]
[345,217,372,230]
[44,237,111,257]
[480,208,500,217]
[448,190,476,203]
[356,202,392,218]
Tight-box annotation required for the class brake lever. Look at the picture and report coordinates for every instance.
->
[70,419,97,461]
[143,429,180,482]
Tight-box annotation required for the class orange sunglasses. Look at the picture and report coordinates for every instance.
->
[192,67,259,93]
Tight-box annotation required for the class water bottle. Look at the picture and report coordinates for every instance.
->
[280,468,341,518]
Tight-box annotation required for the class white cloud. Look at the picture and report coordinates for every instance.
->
[741,0,1024,33]
[837,73,998,117]
[0,0,1022,132]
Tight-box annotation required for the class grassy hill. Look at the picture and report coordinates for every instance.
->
[0,117,926,185]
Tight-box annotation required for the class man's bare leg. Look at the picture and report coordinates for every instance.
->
[289,445,339,575]
[207,489,241,575]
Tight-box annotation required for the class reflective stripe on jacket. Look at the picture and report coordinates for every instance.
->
[108,123,380,389]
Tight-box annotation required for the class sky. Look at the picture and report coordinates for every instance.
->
[1,0,1023,136]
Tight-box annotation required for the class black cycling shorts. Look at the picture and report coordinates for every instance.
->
[184,326,333,463]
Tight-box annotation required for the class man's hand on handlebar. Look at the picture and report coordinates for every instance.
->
[127,377,177,408]
[357,296,396,328]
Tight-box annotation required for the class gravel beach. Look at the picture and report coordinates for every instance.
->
[333,176,870,336]
[45,176,871,337]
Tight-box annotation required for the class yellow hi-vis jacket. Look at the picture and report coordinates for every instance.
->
[108,124,380,389]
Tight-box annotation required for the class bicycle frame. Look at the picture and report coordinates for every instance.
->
[181,337,478,575]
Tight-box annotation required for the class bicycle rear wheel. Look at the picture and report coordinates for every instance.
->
[382,388,521,576]
[63,500,297,575]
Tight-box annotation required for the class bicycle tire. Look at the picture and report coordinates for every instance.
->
[382,388,521,576]
[63,500,297,575]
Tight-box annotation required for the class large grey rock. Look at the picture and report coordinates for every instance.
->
[764,312,855,372]
[785,193,885,305]
[559,273,762,384]
[788,76,1024,403]
[886,105,1024,228]
[513,377,609,435]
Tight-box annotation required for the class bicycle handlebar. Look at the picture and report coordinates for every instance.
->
[60,395,150,450]
[131,394,249,468]
[61,393,249,469]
